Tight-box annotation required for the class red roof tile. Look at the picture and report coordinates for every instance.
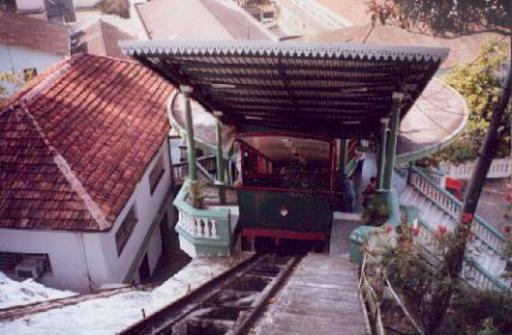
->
[0,54,174,231]
[72,20,134,60]
[0,11,70,56]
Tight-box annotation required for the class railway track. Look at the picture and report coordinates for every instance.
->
[120,254,301,335]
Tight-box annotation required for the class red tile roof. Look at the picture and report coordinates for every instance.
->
[0,54,174,231]
[0,11,70,56]
[72,20,134,60]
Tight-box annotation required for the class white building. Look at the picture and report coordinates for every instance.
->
[0,53,176,293]
[0,11,69,95]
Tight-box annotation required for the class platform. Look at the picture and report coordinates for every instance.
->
[252,254,367,335]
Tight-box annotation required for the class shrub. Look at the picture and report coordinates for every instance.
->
[96,0,130,18]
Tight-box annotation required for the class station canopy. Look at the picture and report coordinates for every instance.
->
[121,40,449,138]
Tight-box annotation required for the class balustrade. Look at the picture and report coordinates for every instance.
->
[409,169,506,254]
[447,158,512,179]
[173,180,232,257]
[178,211,219,239]
[402,202,509,291]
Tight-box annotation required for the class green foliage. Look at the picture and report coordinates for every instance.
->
[434,40,511,164]
[366,0,511,36]
[96,0,130,19]
[362,201,390,226]
[188,180,208,209]
[449,288,512,334]
[380,219,512,334]
[0,71,23,104]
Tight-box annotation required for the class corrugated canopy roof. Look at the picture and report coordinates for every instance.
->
[121,40,449,138]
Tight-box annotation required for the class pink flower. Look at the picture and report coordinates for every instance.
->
[461,212,474,225]
[433,225,448,239]
[383,224,393,234]
[411,225,421,237]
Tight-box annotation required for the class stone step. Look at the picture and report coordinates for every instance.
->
[400,186,510,288]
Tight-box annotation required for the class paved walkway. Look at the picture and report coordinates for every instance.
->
[253,254,367,335]
[476,179,510,231]
[330,213,362,256]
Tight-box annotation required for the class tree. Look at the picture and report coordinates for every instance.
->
[435,40,511,164]
[368,1,511,334]
[367,0,511,37]
[0,71,23,104]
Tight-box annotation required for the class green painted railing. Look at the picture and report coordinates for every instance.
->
[409,167,507,254]
[173,181,232,256]
[400,205,509,291]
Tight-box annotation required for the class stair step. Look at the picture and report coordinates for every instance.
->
[401,186,510,289]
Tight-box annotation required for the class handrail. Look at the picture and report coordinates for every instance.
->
[413,166,445,177]
[172,155,217,185]
[383,276,424,335]
[358,254,386,335]
[171,155,216,168]
[197,160,215,183]
[409,167,506,253]
[400,205,509,291]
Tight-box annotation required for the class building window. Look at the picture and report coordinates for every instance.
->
[115,205,138,256]
[0,252,52,278]
[149,155,165,194]
[23,68,37,82]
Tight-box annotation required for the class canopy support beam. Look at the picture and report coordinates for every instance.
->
[214,112,226,204]
[377,118,389,190]
[182,85,198,206]
[383,93,404,191]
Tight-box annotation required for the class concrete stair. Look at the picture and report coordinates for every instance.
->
[400,186,510,289]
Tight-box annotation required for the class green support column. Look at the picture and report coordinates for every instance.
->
[181,85,198,205]
[213,111,226,204]
[377,118,389,190]
[382,92,404,191]
[339,139,348,178]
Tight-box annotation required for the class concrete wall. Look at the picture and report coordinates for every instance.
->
[0,44,64,94]
[82,138,172,287]
[15,0,45,11]
[0,229,91,292]
[0,138,172,292]
[73,0,101,8]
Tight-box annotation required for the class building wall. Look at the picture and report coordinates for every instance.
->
[0,229,91,292]
[0,44,64,94]
[15,0,45,11]
[73,0,101,8]
[0,138,172,293]
[82,138,172,286]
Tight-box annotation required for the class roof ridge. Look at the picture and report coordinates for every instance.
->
[5,54,137,109]
[17,105,110,231]
[97,20,110,57]
[0,56,77,109]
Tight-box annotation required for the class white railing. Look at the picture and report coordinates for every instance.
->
[410,213,508,291]
[409,169,506,254]
[172,162,188,185]
[446,158,512,180]
[177,211,219,239]
[461,262,499,291]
